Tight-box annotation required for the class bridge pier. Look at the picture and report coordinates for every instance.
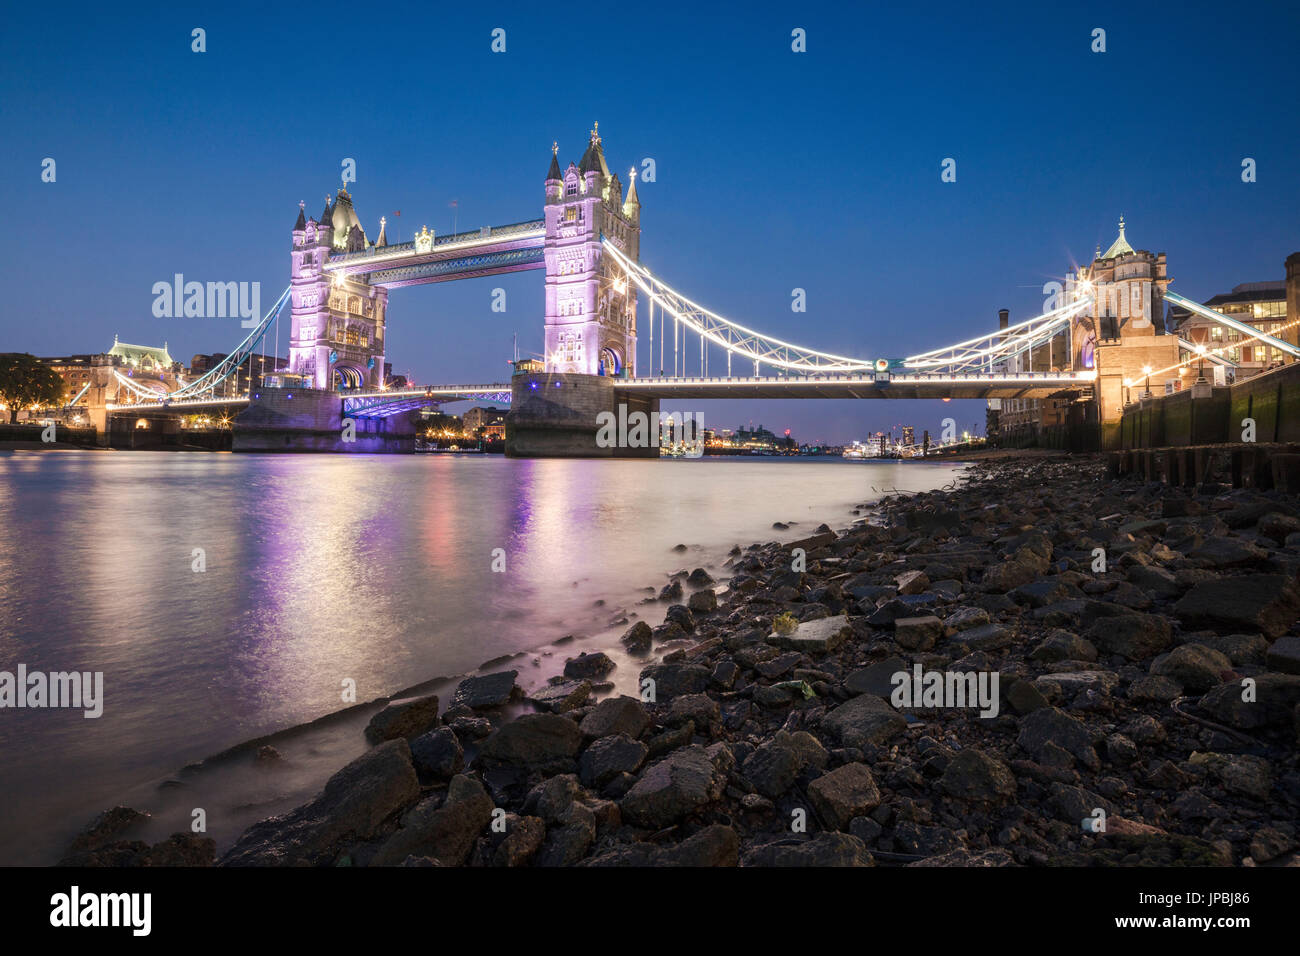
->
[505,372,659,458]
[233,386,418,453]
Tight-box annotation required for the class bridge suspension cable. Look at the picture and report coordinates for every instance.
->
[603,241,874,374]
[167,285,293,400]
[901,295,1094,374]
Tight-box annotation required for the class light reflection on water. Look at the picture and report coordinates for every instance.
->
[0,451,962,863]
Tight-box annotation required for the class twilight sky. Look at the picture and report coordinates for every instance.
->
[3,1,1298,443]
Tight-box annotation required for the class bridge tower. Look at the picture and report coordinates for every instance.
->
[1064,217,1179,423]
[288,190,389,390]
[543,124,640,376]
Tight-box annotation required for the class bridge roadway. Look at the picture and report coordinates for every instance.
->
[614,370,1096,401]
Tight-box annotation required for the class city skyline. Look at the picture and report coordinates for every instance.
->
[4,3,1299,440]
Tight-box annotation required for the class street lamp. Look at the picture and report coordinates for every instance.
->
[1141,365,1153,399]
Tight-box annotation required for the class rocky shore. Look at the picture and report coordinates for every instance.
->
[64,456,1300,867]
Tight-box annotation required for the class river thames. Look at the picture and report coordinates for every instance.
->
[0,451,963,864]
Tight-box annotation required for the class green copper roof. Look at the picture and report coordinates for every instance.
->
[108,337,173,367]
[1101,216,1135,259]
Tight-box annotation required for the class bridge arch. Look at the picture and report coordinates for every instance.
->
[332,365,365,389]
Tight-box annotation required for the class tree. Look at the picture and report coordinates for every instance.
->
[0,353,67,423]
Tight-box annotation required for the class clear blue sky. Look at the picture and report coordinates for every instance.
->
[3,1,1298,443]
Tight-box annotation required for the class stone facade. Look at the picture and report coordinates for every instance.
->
[288,192,389,390]
[543,125,640,377]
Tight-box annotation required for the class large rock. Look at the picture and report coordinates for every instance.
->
[528,678,592,714]
[364,693,439,743]
[982,546,1051,592]
[767,614,851,653]
[579,733,649,788]
[822,694,907,749]
[844,657,907,697]
[1173,575,1300,639]
[938,749,1017,805]
[894,615,942,651]
[1199,673,1300,729]
[741,731,826,799]
[1151,644,1233,693]
[807,763,882,830]
[639,662,712,701]
[579,696,650,740]
[564,652,616,680]
[621,621,653,655]
[741,833,874,867]
[410,726,464,781]
[477,713,583,774]
[452,670,520,709]
[371,774,495,866]
[1265,636,1300,675]
[223,739,419,866]
[1016,707,1098,769]
[620,745,727,829]
[1083,611,1171,660]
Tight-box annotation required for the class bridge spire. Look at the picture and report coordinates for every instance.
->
[624,165,640,216]
[294,200,306,231]
[375,215,387,248]
[546,140,562,181]
[1101,215,1134,259]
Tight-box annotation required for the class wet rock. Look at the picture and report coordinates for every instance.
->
[223,739,420,866]
[1031,630,1098,663]
[452,671,520,710]
[808,763,882,829]
[371,773,494,867]
[1187,752,1272,800]
[688,589,718,614]
[579,696,650,740]
[1265,636,1300,675]
[364,693,440,743]
[639,662,712,701]
[894,615,943,651]
[1017,707,1098,770]
[938,749,1017,805]
[580,733,649,788]
[477,714,583,775]
[60,807,151,865]
[410,727,464,781]
[620,621,653,655]
[1151,644,1233,694]
[822,694,907,749]
[528,678,593,714]
[1084,611,1172,660]
[1173,575,1300,639]
[620,745,728,829]
[489,814,546,867]
[844,657,908,697]
[563,652,616,681]
[1198,673,1300,729]
[767,614,851,653]
[895,570,930,595]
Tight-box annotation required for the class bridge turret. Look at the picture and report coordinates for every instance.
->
[543,122,640,377]
[545,141,563,202]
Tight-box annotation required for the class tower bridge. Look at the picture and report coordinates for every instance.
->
[96,122,1286,455]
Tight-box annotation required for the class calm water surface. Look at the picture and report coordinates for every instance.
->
[0,451,963,863]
